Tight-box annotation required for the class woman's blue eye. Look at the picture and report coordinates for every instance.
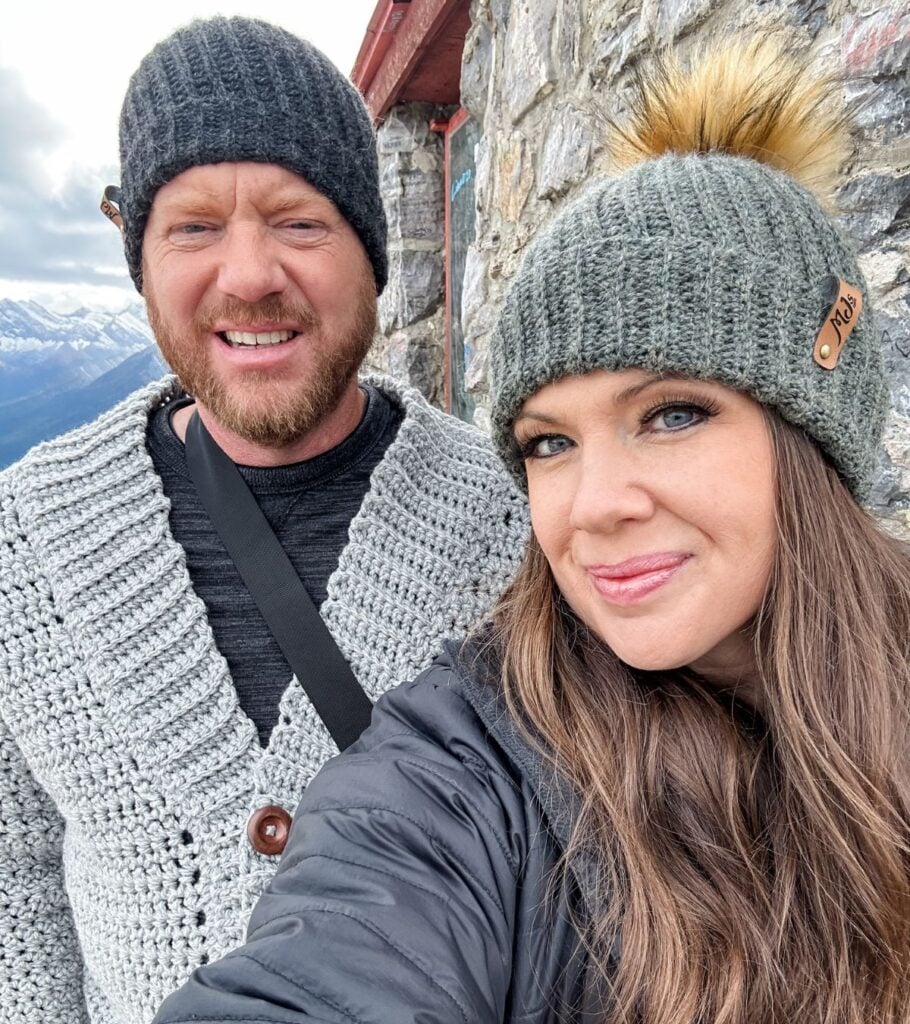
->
[517,434,572,460]
[643,401,715,432]
[656,407,698,430]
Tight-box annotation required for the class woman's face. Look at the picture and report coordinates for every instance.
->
[514,369,777,678]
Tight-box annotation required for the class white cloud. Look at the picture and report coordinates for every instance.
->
[2,2,378,179]
[0,1,379,311]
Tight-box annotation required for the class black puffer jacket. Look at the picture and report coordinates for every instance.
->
[153,643,602,1023]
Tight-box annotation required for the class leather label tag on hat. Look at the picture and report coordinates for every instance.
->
[99,185,124,232]
[814,276,863,370]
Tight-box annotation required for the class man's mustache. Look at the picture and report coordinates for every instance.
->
[195,297,320,332]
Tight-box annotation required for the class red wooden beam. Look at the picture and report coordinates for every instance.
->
[399,3,470,105]
[363,0,468,119]
[351,1,413,94]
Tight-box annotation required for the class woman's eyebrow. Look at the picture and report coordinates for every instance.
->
[516,374,692,425]
[613,373,687,405]
[513,409,559,427]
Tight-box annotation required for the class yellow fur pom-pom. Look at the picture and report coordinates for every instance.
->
[611,36,852,204]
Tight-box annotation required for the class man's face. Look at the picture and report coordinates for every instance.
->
[142,162,377,447]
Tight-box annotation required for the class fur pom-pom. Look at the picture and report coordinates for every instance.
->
[611,36,852,203]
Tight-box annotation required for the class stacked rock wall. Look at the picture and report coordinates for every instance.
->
[371,0,910,527]
[364,103,450,405]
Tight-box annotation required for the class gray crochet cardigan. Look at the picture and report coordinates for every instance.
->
[0,375,528,1024]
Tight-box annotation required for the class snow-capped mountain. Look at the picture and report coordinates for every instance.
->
[0,298,166,468]
[0,298,157,404]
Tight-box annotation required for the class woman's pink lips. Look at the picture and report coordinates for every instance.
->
[586,552,691,606]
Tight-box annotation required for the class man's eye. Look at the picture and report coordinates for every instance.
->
[278,218,324,230]
[516,434,573,460]
[282,221,328,239]
[177,224,210,235]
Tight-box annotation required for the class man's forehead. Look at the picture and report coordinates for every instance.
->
[151,162,328,213]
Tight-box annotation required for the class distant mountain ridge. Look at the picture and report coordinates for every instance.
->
[0,298,165,468]
[0,298,153,350]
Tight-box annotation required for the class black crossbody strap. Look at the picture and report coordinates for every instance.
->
[184,411,373,751]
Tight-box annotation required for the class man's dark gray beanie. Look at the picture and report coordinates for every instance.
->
[118,16,387,294]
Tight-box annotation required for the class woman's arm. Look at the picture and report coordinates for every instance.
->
[154,665,528,1024]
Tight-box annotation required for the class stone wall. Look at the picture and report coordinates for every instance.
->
[370,0,910,527]
[363,103,449,405]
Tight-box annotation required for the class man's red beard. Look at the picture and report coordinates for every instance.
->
[145,286,377,449]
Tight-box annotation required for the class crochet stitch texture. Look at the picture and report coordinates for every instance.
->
[118,16,387,293]
[0,375,528,1024]
[491,153,890,498]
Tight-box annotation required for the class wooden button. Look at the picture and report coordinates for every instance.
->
[247,805,292,856]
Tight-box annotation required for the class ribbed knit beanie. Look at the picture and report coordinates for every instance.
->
[490,42,889,499]
[118,16,387,294]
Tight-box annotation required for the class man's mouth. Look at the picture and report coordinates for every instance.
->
[218,329,300,348]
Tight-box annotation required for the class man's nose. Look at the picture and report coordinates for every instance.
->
[215,225,289,302]
[568,446,656,533]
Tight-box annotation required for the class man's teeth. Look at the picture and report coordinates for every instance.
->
[223,330,296,347]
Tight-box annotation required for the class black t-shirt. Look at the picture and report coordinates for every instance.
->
[146,385,403,745]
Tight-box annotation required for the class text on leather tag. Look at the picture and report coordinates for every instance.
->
[99,186,124,232]
[814,276,863,370]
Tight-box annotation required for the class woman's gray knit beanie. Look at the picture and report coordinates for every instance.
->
[490,153,889,498]
[118,16,387,294]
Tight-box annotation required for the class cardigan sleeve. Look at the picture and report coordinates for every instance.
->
[154,667,528,1024]
[0,480,88,1023]
[0,712,89,1023]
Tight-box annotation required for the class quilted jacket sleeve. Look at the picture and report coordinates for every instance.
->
[154,666,527,1024]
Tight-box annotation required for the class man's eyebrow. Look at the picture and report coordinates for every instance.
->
[267,194,324,215]
[155,191,327,219]
[155,191,224,215]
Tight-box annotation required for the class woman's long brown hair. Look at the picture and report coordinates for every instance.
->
[491,414,910,1023]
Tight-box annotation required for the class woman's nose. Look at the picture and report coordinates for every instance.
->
[567,446,656,533]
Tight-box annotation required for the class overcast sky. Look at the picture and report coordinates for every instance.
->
[0,1,379,313]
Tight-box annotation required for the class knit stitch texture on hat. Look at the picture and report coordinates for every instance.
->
[490,153,890,498]
[118,16,387,293]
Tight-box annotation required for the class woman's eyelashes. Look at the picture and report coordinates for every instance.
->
[639,394,721,433]
[515,393,723,459]
[516,433,573,461]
